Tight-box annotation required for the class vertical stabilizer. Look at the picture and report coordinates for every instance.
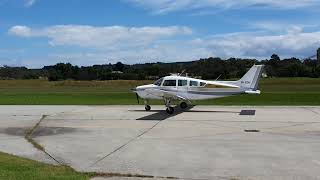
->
[237,65,264,90]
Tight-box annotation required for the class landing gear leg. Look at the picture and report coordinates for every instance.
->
[144,100,151,111]
[164,99,174,114]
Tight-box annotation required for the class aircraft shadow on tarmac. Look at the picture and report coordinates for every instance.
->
[134,106,255,121]
[135,105,195,121]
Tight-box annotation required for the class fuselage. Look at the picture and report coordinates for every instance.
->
[136,75,245,100]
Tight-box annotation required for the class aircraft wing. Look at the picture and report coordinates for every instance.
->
[145,88,188,101]
[205,80,239,88]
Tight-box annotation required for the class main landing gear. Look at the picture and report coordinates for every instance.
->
[143,99,189,115]
[180,102,188,109]
[166,101,188,114]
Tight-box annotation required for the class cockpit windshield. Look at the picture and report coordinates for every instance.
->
[153,78,163,86]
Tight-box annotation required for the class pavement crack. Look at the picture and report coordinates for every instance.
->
[263,122,319,130]
[90,120,163,167]
[25,115,47,151]
[89,172,181,179]
[302,107,320,117]
[24,114,63,165]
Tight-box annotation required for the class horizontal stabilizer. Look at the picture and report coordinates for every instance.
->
[245,90,261,94]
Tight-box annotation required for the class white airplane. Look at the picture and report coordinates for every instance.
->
[132,65,264,114]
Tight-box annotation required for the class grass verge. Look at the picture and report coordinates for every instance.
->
[0,78,319,105]
[0,151,90,180]
[0,151,178,179]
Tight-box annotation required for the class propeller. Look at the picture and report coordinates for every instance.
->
[131,87,139,104]
[136,93,140,104]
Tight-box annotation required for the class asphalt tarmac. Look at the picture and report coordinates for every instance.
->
[1,105,320,180]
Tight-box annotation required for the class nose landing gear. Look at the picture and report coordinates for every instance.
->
[145,105,151,111]
[144,100,151,111]
[164,99,174,114]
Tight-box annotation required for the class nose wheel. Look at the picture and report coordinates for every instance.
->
[164,98,174,114]
[144,100,151,111]
[145,105,151,111]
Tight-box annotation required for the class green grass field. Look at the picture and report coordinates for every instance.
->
[0,78,319,105]
[0,151,160,179]
[0,151,89,180]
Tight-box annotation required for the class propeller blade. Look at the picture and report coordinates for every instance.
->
[136,93,140,104]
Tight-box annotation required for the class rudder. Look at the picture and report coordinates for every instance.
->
[237,65,264,90]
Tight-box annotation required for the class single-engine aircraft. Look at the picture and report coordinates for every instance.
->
[132,65,264,114]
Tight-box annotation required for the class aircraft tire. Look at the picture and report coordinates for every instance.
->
[180,102,188,109]
[145,105,151,111]
[166,107,174,114]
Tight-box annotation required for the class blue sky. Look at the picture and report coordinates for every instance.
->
[0,0,320,68]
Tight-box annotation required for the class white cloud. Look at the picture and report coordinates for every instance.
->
[8,24,320,67]
[0,0,36,7]
[24,0,36,7]
[8,26,32,36]
[200,30,320,59]
[127,0,320,14]
[34,30,320,65]
[9,25,192,49]
[250,21,315,34]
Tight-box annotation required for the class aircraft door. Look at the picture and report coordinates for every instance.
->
[177,79,188,94]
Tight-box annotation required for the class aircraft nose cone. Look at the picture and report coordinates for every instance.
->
[132,85,145,92]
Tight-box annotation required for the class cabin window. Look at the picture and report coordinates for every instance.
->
[189,80,199,86]
[153,78,163,86]
[178,80,188,86]
[162,80,177,86]
[200,82,206,87]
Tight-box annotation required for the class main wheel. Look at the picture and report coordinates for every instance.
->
[166,107,174,114]
[145,105,151,111]
[180,102,188,109]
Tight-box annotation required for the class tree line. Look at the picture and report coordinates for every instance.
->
[0,54,319,81]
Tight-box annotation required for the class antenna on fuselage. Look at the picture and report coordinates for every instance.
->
[178,69,186,76]
[215,74,222,81]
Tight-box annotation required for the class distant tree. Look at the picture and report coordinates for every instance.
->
[278,57,303,77]
[47,63,79,81]
[48,69,61,81]
[270,54,281,65]
[317,48,320,63]
[264,54,281,77]
[114,62,124,72]
[3,53,320,81]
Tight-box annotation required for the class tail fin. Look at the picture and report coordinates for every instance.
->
[237,65,264,90]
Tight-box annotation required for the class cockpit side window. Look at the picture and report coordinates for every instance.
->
[162,80,177,86]
[153,78,163,86]
[178,80,188,86]
[189,80,199,87]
